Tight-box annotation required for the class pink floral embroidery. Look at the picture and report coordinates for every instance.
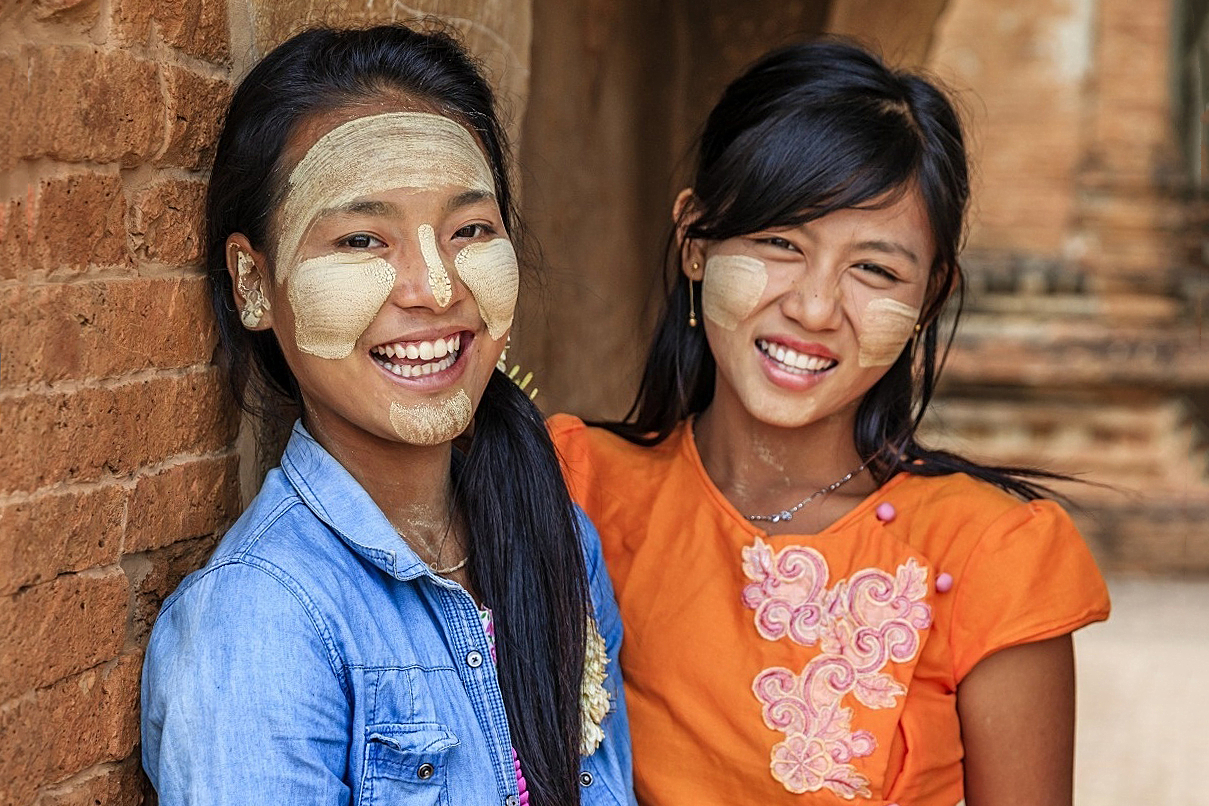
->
[741,537,932,799]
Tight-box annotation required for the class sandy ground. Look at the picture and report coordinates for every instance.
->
[1074,575,1209,806]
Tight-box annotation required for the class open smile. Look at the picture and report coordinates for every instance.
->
[370,331,469,379]
[756,338,838,375]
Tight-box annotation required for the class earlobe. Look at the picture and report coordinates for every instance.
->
[225,234,273,330]
[672,188,706,282]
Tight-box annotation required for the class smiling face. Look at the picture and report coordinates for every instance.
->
[688,188,935,432]
[245,107,517,449]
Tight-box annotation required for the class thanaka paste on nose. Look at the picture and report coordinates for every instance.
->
[702,254,768,331]
[858,297,920,367]
[418,224,453,308]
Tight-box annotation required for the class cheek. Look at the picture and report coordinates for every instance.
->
[702,255,768,331]
[454,239,519,340]
[389,389,473,445]
[287,254,397,359]
[857,298,920,367]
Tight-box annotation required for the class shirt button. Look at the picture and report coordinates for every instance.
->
[505,796,520,806]
[417,763,435,780]
[466,650,484,668]
[579,771,594,787]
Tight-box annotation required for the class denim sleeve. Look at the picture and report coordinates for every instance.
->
[141,560,351,805]
[576,508,638,806]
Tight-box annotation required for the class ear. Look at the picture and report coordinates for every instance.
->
[225,234,274,330]
[672,188,706,282]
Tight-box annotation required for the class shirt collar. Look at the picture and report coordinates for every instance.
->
[279,420,459,586]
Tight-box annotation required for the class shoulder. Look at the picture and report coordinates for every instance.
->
[548,414,681,479]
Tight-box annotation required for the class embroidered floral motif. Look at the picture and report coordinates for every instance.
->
[741,537,932,799]
[580,616,610,756]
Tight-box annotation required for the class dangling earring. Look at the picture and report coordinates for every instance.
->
[688,263,699,328]
[236,252,269,328]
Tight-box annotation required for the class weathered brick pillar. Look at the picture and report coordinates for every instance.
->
[0,1,530,802]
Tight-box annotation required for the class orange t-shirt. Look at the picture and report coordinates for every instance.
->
[550,415,1110,806]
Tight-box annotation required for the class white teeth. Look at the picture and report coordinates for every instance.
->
[433,339,448,359]
[418,342,434,360]
[405,343,420,359]
[757,339,836,373]
[372,335,464,378]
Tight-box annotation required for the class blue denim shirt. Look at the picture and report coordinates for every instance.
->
[142,422,635,805]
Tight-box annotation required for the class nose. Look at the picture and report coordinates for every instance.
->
[781,267,843,331]
[386,225,466,311]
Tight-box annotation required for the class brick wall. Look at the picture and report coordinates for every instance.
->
[0,1,530,802]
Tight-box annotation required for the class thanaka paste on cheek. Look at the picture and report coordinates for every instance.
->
[702,254,768,331]
[454,238,519,340]
[417,223,453,308]
[275,112,495,273]
[858,297,920,367]
[288,253,396,359]
[389,389,473,445]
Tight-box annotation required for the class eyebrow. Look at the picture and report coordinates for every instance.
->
[313,199,401,220]
[444,189,496,214]
[854,239,921,265]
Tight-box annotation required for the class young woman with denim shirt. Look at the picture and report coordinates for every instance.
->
[141,25,633,806]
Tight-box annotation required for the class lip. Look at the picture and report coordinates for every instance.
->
[369,328,474,390]
[754,338,837,392]
[755,336,839,362]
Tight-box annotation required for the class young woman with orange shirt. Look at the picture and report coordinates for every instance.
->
[551,41,1108,806]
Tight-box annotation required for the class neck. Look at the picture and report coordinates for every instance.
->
[303,406,457,550]
[694,385,873,521]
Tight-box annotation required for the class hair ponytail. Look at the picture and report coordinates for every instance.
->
[458,370,589,806]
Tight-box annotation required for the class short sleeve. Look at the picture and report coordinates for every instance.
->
[949,500,1111,682]
[141,561,352,804]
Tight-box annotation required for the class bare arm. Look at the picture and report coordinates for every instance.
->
[957,634,1076,806]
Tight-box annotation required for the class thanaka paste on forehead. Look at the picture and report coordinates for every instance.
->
[454,238,519,340]
[389,389,473,445]
[417,224,453,308]
[276,112,495,275]
[702,254,768,331]
[858,297,920,367]
[288,253,396,359]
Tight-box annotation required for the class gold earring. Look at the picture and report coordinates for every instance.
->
[688,263,699,328]
[236,251,269,328]
[914,323,922,334]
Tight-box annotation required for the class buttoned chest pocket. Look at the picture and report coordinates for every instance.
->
[358,724,459,806]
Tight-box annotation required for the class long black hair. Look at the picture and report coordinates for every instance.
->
[609,40,1064,500]
[206,25,588,805]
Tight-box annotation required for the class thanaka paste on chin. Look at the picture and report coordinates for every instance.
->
[289,253,396,359]
[702,254,768,331]
[858,298,920,367]
[390,389,473,445]
[454,238,519,340]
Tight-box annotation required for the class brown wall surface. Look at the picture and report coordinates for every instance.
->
[0,1,530,803]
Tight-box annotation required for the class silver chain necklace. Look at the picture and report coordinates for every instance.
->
[746,464,867,523]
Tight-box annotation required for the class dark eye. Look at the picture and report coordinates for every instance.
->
[759,236,798,252]
[340,233,384,249]
[453,223,496,240]
[856,262,898,281]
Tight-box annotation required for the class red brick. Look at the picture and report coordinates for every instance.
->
[0,276,216,387]
[156,66,232,171]
[0,54,17,172]
[0,652,141,806]
[128,179,207,266]
[0,569,129,702]
[32,757,145,806]
[24,172,130,277]
[19,47,164,167]
[125,453,239,552]
[113,0,230,63]
[0,368,238,494]
[0,193,31,281]
[124,533,219,646]
[0,483,126,596]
